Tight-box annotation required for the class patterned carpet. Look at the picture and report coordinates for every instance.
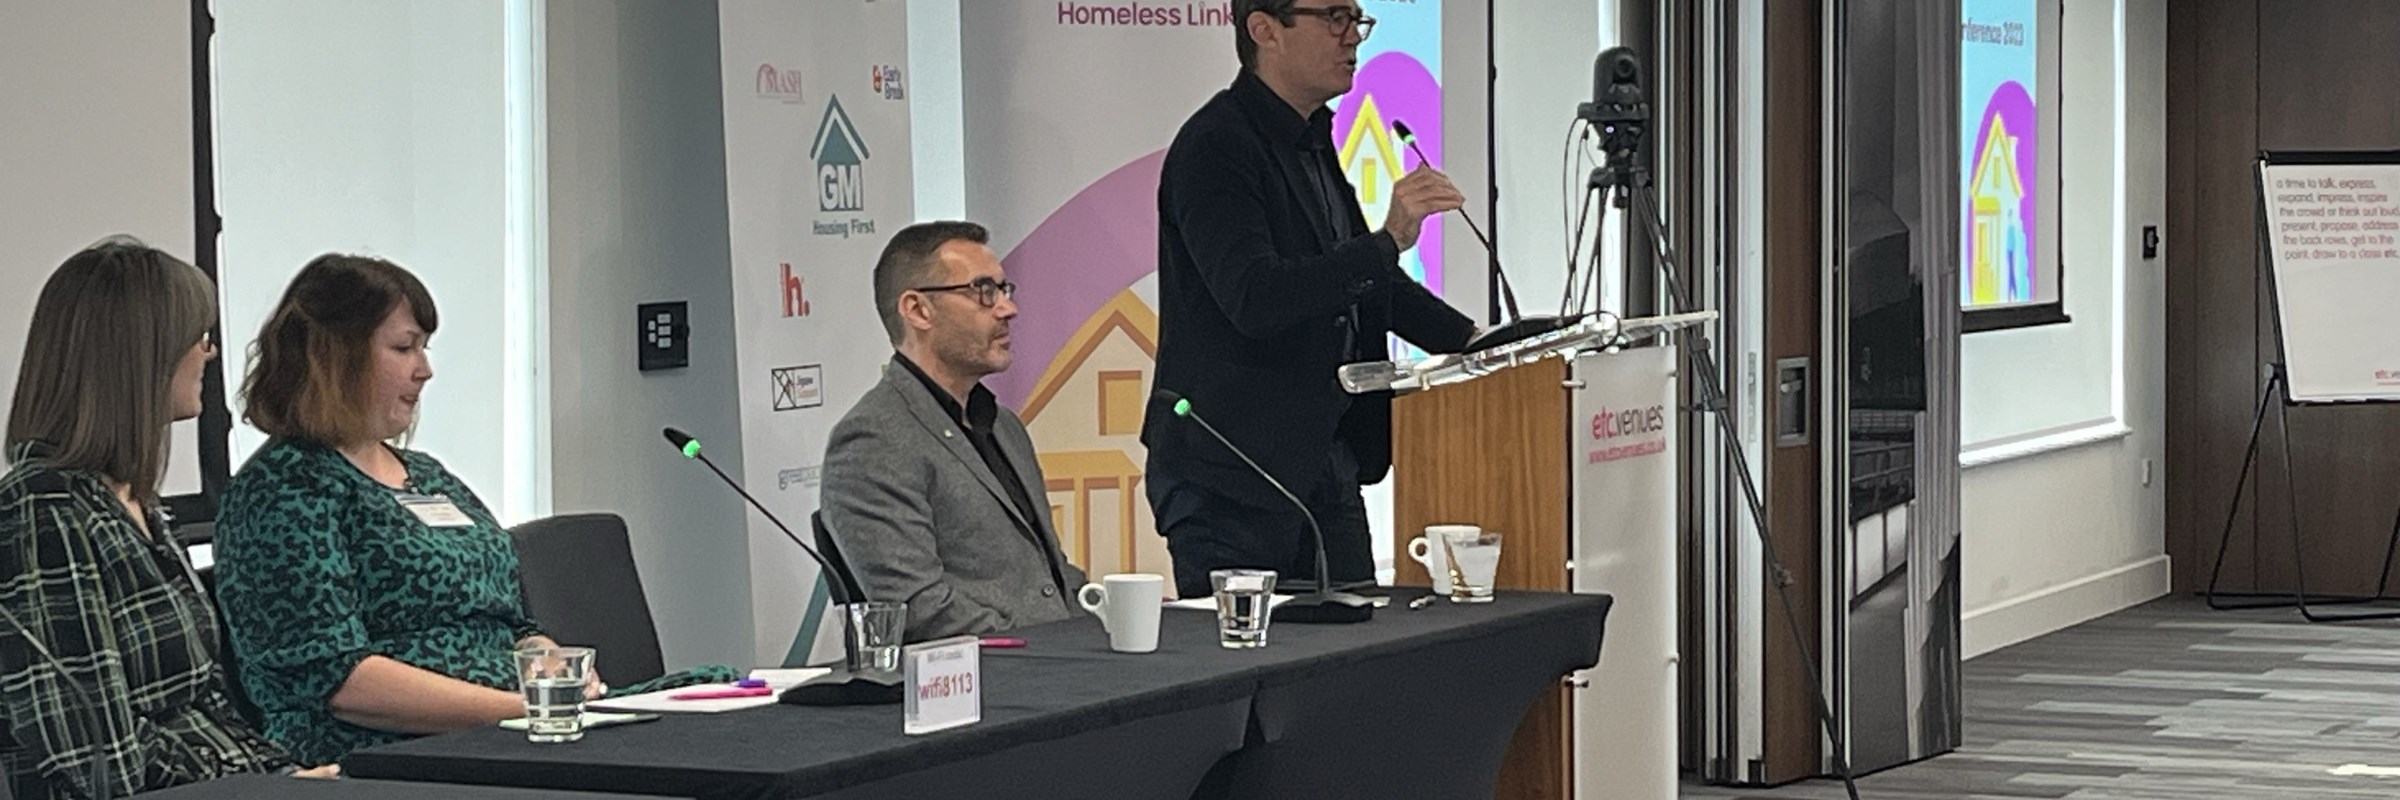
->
[1682,596,2400,799]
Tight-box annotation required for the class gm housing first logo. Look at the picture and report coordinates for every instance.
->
[811,94,876,238]
[1588,404,1668,464]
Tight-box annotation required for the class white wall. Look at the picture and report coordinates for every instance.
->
[1957,0,2117,460]
[212,0,544,521]
[544,0,755,669]
[0,0,204,497]
[1960,0,2166,658]
[1494,0,1617,318]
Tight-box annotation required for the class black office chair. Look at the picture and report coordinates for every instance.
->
[175,520,267,731]
[508,513,667,685]
[809,511,867,604]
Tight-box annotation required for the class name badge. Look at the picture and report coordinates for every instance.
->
[903,635,981,735]
[395,493,474,528]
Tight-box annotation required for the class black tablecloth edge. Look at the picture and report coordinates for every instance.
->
[348,592,1614,798]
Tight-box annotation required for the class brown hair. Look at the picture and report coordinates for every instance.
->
[1234,0,1299,70]
[872,220,990,345]
[240,254,438,447]
[5,237,218,503]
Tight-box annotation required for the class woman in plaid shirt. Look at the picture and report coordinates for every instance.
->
[0,240,306,798]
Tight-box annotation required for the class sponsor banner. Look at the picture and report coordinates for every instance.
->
[720,0,912,665]
[1568,346,1678,798]
[958,0,1471,580]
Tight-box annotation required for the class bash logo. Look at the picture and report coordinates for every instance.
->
[779,263,811,318]
[754,63,803,103]
[813,95,869,212]
[771,365,824,411]
[871,65,905,100]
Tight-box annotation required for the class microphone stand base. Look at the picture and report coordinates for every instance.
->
[778,668,905,706]
[1273,591,1376,624]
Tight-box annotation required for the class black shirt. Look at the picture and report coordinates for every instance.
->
[1257,75,1367,359]
[890,354,1068,596]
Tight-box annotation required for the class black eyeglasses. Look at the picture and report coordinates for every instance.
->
[1283,5,1375,40]
[911,277,1017,308]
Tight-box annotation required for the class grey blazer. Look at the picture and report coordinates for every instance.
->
[820,362,1087,642]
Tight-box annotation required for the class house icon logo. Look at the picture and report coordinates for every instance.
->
[813,95,870,213]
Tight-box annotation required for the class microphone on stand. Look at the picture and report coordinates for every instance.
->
[1155,391,1372,624]
[0,603,115,800]
[1390,119,1574,353]
[662,426,901,705]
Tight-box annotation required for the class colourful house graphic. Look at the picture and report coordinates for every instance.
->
[1967,116,2027,305]
[1337,95,1406,230]
[1020,289,1173,578]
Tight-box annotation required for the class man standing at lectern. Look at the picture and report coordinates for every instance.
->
[1145,0,1479,599]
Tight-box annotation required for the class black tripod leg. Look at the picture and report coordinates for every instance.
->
[2373,489,2400,601]
[2287,393,2400,622]
[2204,375,2272,609]
[1626,186,1861,800]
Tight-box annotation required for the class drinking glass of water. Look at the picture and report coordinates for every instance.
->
[514,646,594,743]
[1211,569,1277,649]
[845,601,907,675]
[1441,529,1504,603]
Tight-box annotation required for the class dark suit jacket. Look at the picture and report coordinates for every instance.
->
[1143,70,1477,510]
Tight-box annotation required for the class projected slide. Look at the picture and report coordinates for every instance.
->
[1960,0,2042,310]
[1330,0,1443,297]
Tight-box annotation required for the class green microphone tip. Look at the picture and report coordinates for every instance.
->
[1173,399,1192,417]
[681,440,702,459]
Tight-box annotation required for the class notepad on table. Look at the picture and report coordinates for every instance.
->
[587,667,833,714]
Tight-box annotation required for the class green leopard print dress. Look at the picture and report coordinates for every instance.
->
[215,438,731,765]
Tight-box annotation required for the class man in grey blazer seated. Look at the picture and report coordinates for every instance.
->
[821,220,1087,643]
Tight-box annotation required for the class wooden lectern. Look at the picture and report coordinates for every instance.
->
[1373,313,1698,800]
[1391,360,1576,799]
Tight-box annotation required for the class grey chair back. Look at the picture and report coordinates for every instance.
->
[508,513,667,684]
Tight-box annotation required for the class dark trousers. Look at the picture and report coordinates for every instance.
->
[1149,444,1373,599]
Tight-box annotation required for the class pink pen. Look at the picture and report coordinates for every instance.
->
[669,686,774,700]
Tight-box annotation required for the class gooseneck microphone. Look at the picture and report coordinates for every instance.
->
[1156,391,1372,624]
[1390,119,1518,323]
[662,426,901,705]
[1390,119,1573,352]
[0,603,115,800]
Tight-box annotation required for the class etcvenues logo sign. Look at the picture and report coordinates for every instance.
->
[1588,404,1668,464]
[1056,1,1235,27]
[754,63,803,103]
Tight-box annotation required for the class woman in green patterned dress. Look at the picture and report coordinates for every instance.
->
[214,255,727,765]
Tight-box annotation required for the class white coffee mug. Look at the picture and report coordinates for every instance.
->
[1077,573,1165,653]
[1412,524,1480,595]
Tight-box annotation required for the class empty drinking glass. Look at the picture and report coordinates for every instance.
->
[1441,529,1504,603]
[515,647,594,743]
[1212,569,1277,649]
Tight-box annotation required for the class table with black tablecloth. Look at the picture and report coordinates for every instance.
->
[137,774,681,799]
[344,590,1611,800]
